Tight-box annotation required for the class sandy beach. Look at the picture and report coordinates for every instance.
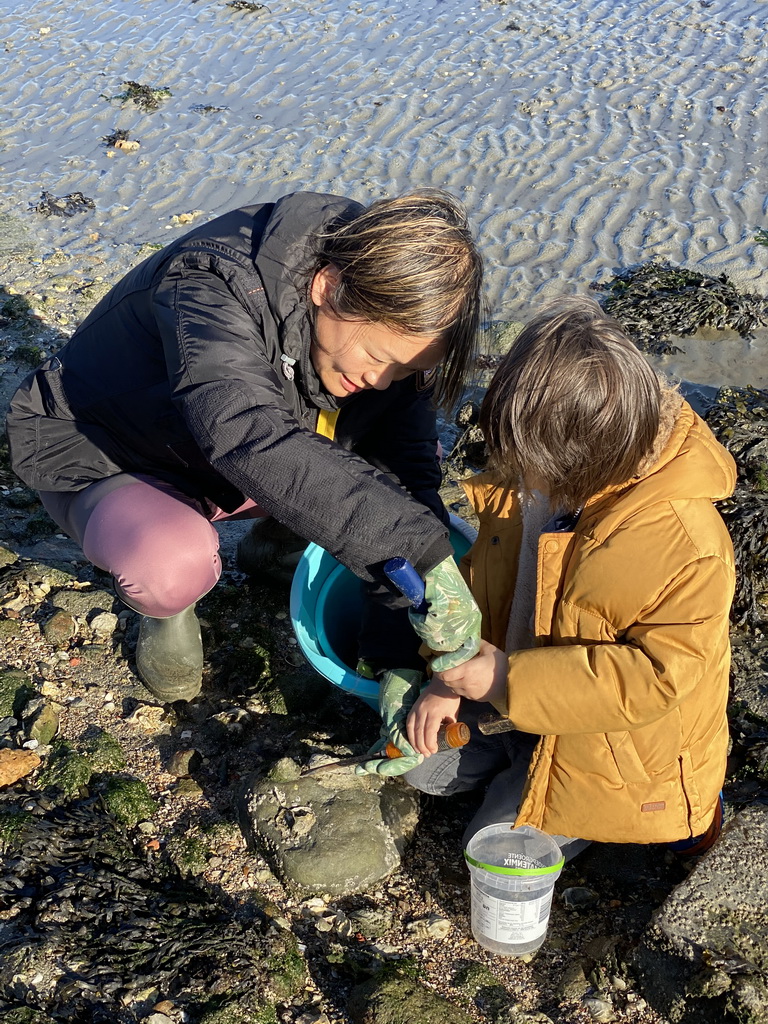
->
[1,0,767,387]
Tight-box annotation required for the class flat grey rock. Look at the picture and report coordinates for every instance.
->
[634,803,768,1023]
[241,766,419,896]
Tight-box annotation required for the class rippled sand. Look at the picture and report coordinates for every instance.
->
[1,0,767,384]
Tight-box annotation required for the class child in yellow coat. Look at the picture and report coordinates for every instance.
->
[404,296,736,858]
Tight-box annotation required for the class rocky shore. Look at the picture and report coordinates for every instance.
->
[1,229,767,1024]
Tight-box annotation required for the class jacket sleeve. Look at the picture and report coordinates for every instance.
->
[504,553,735,735]
[153,262,452,582]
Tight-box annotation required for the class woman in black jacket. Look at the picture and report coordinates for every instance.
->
[7,189,483,706]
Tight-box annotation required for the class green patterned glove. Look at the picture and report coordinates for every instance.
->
[355,668,425,777]
[409,556,482,672]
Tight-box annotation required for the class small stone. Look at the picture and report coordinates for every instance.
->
[582,996,616,1022]
[42,610,77,645]
[90,611,119,637]
[167,747,201,777]
[563,886,599,909]
[173,777,204,799]
[27,703,60,746]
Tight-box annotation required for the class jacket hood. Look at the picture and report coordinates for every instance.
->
[462,400,736,539]
[254,192,364,411]
[582,401,736,541]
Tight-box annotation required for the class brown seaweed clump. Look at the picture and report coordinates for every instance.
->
[706,386,768,631]
[227,1,269,11]
[103,81,172,112]
[33,192,95,218]
[0,795,297,1021]
[592,261,768,355]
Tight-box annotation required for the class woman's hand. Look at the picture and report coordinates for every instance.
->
[406,678,462,756]
[434,639,508,706]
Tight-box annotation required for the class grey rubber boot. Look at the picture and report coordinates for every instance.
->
[236,518,307,584]
[135,605,203,702]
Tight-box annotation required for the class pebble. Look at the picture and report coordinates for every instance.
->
[582,996,615,1022]
[90,611,119,636]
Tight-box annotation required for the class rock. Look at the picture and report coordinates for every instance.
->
[166,834,210,877]
[0,668,34,718]
[26,702,60,746]
[0,545,18,568]
[37,745,93,796]
[167,747,202,776]
[173,777,204,799]
[406,913,451,940]
[242,772,419,896]
[101,777,158,826]
[0,747,41,786]
[347,906,394,939]
[125,703,175,736]
[90,610,119,637]
[557,962,590,1002]
[562,886,599,908]
[633,803,768,1023]
[42,609,77,645]
[348,972,475,1024]
[81,727,127,771]
[49,586,117,618]
[582,996,615,1022]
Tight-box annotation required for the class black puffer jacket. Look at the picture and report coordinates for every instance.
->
[7,193,453,664]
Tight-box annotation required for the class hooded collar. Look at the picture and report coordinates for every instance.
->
[253,192,364,411]
[462,398,736,541]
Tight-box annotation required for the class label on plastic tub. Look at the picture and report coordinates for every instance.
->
[472,885,554,944]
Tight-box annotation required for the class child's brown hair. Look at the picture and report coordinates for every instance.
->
[480,296,661,510]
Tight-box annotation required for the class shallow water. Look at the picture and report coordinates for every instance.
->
[1,0,767,389]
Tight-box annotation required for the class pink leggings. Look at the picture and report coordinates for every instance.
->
[40,474,268,618]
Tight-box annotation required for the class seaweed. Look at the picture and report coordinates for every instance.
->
[32,192,95,218]
[101,128,140,150]
[592,260,768,355]
[227,1,268,11]
[102,80,172,111]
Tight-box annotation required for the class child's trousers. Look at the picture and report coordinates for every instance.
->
[39,473,269,618]
[403,700,590,861]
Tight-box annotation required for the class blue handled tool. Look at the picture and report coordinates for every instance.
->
[383,558,427,614]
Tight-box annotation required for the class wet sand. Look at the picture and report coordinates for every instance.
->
[1,0,767,386]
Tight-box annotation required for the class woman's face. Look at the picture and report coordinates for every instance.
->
[309,267,446,398]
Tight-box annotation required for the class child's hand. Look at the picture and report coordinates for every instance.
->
[434,640,508,706]
[406,678,462,756]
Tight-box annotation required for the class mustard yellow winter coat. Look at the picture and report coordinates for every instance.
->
[460,401,736,844]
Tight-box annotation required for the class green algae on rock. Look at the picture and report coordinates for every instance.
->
[348,970,476,1024]
[80,726,127,771]
[166,834,211,877]
[0,669,35,719]
[101,776,158,826]
[36,742,93,796]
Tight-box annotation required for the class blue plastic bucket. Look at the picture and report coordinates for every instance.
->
[290,514,477,710]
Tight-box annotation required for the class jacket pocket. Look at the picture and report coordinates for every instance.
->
[37,357,74,418]
[605,731,651,784]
